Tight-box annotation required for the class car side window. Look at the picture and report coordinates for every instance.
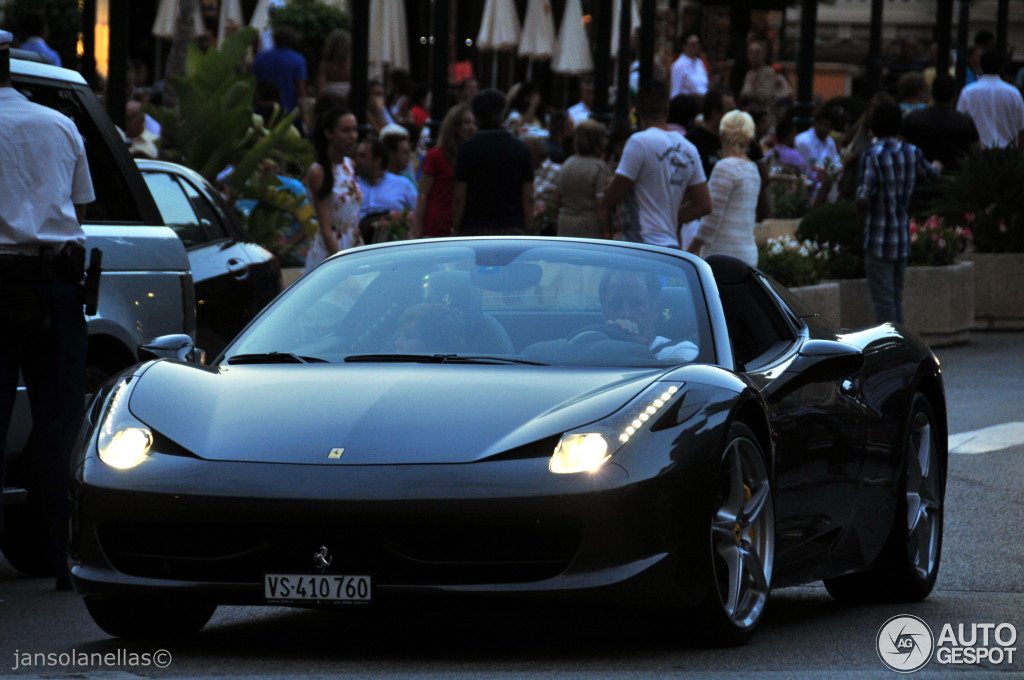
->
[13,80,144,223]
[143,172,207,247]
[177,177,231,243]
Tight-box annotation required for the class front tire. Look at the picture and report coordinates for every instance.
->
[695,422,775,646]
[824,393,944,602]
[84,596,216,639]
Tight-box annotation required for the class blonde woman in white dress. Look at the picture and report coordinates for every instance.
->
[687,110,760,266]
[305,107,363,272]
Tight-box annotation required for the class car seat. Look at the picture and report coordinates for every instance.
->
[421,271,515,354]
[655,286,699,347]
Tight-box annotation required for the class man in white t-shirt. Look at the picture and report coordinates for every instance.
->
[670,34,709,97]
[605,83,711,248]
[957,50,1024,148]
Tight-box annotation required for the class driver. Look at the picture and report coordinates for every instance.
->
[597,271,698,362]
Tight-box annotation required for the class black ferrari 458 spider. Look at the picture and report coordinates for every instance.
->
[70,237,946,645]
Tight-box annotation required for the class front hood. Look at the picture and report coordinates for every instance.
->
[128,362,667,465]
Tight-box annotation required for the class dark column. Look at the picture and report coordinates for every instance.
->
[107,0,129,128]
[429,0,450,135]
[935,0,953,74]
[614,0,633,121]
[728,3,751,95]
[996,0,1009,59]
[593,0,612,121]
[639,0,656,89]
[793,0,818,131]
[955,0,969,88]
[80,0,97,88]
[350,0,370,127]
[867,0,884,93]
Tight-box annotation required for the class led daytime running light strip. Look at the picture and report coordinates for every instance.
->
[618,385,679,444]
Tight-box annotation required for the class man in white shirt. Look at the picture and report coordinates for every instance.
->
[671,34,709,97]
[568,77,594,126]
[354,138,417,219]
[0,30,95,590]
[796,111,842,202]
[956,50,1024,148]
[605,83,711,248]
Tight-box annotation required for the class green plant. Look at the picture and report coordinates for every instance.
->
[758,236,834,288]
[909,215,972,267]
[796,200,864,279]
[925,146,1024,253]
[272,0,350,86]
[768,181,809,219]
[532,196,558,236]
[2,0,80,68]
[149,27,316,251]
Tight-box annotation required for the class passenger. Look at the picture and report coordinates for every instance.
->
[394,303,465,353]
[595,271,698,362]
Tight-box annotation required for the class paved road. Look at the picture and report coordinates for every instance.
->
[1,333,1022,680]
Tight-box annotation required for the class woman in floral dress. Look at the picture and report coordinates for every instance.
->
[305,107,362,272]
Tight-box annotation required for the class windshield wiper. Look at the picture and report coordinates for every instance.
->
[344,353,546,365]
[226,352,328,365]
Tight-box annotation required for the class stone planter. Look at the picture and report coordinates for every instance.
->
[960,252,1024,330]
[789,281,841,327]
[754,218,801,247]
[833,261,974,347]
[282,267,304,288]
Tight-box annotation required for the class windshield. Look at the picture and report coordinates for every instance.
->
[225,240,714,368]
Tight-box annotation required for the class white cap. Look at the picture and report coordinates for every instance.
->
[0,30,12,50]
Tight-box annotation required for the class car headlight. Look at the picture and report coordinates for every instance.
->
[550,383,681,474]
[96,378,153,470]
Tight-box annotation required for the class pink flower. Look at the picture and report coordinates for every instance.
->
[926,215,941,230]
[909,220,918,235]
[964,212,975,223]
[938,238,946,249]
[963,228,974,241]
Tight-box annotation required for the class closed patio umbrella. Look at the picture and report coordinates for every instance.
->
[152,0,205,41]
[519,0,557,80]
[369,0,410,80]
[552,0,592,75]
[611,0,640,58]
[477,0,522,85]
[519,0,557,61]
[217,0,244,46]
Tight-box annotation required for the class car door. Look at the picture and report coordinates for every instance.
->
[141,168,264,359]
[713,264,867,576]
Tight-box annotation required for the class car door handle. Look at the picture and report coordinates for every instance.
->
[840,379,858,398]
[227,258,250,280]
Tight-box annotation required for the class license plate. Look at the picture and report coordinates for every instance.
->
[264,574,371,603]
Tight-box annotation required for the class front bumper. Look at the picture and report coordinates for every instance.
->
[70,431,718,609]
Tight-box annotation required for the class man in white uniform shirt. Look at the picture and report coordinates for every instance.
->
[605,83,711,248]
[671,34,709,97]
[956,50,1024,148]
[0,30,95,590]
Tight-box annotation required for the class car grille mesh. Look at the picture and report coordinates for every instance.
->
[98,520,581,585]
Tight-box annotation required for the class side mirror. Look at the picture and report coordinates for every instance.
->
[766,339,864,399]
[791,339,864,383]
[138,334,206,364]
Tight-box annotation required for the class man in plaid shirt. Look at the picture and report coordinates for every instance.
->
[856,102,941,324]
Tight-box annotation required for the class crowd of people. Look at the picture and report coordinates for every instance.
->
[113,19,1024,323]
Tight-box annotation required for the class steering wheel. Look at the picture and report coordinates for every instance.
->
[567,323,647,346]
